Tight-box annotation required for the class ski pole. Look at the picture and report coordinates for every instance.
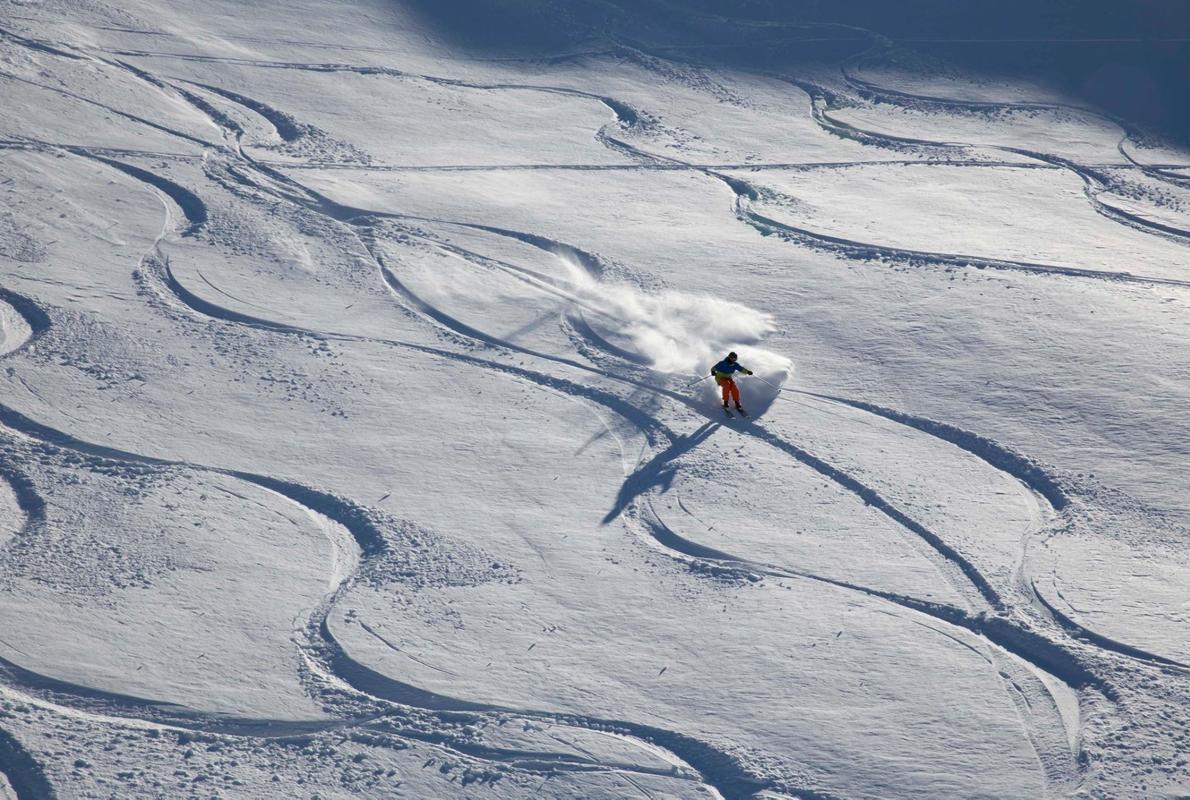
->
[683,374,713,388]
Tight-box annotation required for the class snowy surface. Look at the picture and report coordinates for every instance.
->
[0,1,1188,798]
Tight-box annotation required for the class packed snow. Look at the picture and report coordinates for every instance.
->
[0,1,1188,798]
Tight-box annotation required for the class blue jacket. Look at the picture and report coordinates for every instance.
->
[711,358,751,379]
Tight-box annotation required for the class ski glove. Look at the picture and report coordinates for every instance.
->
[744,369,754,375]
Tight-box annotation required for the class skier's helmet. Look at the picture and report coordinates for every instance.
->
[727,352,738,361]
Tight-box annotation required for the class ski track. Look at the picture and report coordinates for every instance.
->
[566,312,651,365]
[101,49,641,124]
[744,200,1190,288]
[73,35,1190,291]
[0,70,212,150]
[149,255,675,448]
[0,288,49,542]
[0,304,740,798]
[0,25,85,61]
[160,107,1106,795]
[181,81,304,142]
[998,145,1190,243]
[840,60,1190,193]
[1032,584,1190,673]
[743,420,1002,608]
[786,391,1071,632]
[0,289,48,357]
[78,128,978,797]
[0,271,738,792]
[0,143,209,247]
[149,150,1101,798]
[639,498,1106,696]
[259,157,1057,172]
[842,62,1190,241]
[794,72,1190,248]
[636,499,1091,791]
[0,138,200,162]
[745,391,1188,674]
[35,131,764,790]
[0,462,44,542]
[86,154,208,235]
[98,48,648,163]
[760,85,1190,285]
[445,221,607,278]
[806,393,1068,511]
[6,27,1182,798]
[0,649,366,740]
[318,616,776,799]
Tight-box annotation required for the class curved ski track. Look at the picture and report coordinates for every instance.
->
[0,293,752,799]
[0,88,765,791]
[155,67,1145,789]
[840,59,1190,192]
[80,34,1190,289]
[0,403,730,792]
[0,69,213,150]
[6,27,1183,798]
[0,128,741,791]
[0,32,1092,791]
[79,134,1080,797]
[0,294,52,800]
[791,72,1190,251]
[99,48,645,126]
[770,394,1189,675]
[805,393,1068,510]
[744,196,1190,289]
[125,140,1105,798]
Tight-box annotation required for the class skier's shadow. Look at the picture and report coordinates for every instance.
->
[602,422,718,524]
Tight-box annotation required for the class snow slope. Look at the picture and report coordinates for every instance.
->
[0,1,1188,798]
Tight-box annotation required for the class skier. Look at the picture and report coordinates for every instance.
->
[711,351,752,415]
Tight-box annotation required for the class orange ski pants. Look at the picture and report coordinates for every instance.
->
[717,376,740,406]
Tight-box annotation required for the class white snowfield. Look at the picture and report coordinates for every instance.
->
[0,1,1187,798]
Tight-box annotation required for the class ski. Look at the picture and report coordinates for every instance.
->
[722,407,734,418]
